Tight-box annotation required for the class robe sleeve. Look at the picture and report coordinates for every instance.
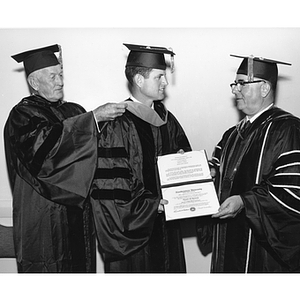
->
[91,115,160,261]
[4,104,98,208]
[242,119,300,270]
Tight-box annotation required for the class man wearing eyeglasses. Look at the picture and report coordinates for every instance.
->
[200,55,300,272]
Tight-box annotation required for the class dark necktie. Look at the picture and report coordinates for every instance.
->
[241,120,251,136]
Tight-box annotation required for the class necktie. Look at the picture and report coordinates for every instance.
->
[240,120,251,136]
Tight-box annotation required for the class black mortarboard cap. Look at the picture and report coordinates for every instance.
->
[231,54,291,87]
[11,44,60,76]
[124,43,175,71]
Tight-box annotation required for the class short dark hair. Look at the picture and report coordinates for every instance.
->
[267,79,277,94]
[125,66,152,86]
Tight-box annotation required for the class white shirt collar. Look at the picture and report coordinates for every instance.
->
[247,103,274,123]
[129,95,139,103]
[129,95,154,109]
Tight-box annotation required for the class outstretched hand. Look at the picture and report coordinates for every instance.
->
[93,102,128,122]
[212,195,244,219]
[158,199,169,213]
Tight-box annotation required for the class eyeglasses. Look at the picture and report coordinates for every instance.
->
[230,80,265,91]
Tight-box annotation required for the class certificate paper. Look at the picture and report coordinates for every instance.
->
[157,150,219,221]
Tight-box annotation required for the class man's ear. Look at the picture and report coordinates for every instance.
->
[133,74,144,88]
[261,81,271,98]
[27,75,39,91]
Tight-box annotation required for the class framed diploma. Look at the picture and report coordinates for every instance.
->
[157,150,220,221]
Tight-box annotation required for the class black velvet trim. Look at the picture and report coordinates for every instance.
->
[98,147,128,158]
[18,116,45,136]
[270,176,300,187]
[91,189,131,201]
[274,152,300,169]
[269,186,300,213]
[154,101,170,154]
[94,167,130,179]
[126,111,157,195]
[31,123,63,175]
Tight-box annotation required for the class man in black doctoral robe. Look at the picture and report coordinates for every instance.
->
[90,43,191,272]
[205,54,300,272]
[5,44,127,272]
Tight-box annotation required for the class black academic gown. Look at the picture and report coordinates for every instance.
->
[209,106,300,272]
[4,95,97,272]
[91,99,191,272]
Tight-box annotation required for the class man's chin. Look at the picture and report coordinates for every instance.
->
[236,101,245,111]
[50,95,64,102]
[157,94,165,100]
[56,91,64,101]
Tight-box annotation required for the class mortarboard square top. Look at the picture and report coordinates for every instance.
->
[231,54,291,85]
[12,44,60,76]
[124,43,175,70]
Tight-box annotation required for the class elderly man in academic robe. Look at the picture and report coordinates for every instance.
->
[5,44,127,272]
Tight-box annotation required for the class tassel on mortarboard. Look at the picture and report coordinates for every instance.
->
[11,44,60,76]
[169,47,175,73]
[124,43,175,71]
[247,55,254,82]
[231,53,291,85]
[58,44,63,70]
